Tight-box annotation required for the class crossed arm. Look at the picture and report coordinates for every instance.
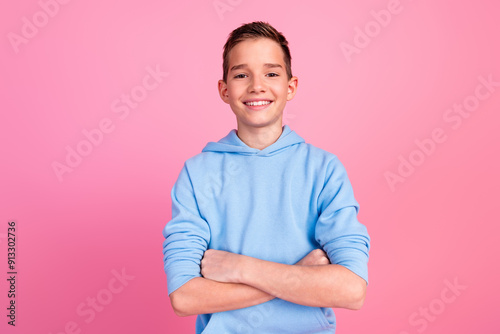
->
[169,248,367,317]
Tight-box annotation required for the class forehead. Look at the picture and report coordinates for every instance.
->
[228,38,285,68]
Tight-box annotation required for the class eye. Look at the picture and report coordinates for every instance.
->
[267,73,279,77]
[234,74,247,79]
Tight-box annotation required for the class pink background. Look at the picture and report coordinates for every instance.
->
[1,0,499,333]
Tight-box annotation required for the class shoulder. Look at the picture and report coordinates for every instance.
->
[184,151,218,167]
[180,151,223,179]
[298,142,340,164]
[297,143,352,183]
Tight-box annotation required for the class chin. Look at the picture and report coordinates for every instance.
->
[241,119,280,129]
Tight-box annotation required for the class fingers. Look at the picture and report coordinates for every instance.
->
[295,248,330,266]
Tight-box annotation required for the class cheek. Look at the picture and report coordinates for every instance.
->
[274,84,289,97]
[228,82,245,95]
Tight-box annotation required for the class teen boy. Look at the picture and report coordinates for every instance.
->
[162,21,370,333]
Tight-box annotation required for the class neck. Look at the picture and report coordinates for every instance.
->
[236,122,284,150]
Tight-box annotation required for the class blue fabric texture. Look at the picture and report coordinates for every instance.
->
[162,125,370,333]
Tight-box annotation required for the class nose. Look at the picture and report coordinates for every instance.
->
[249,75,266,93]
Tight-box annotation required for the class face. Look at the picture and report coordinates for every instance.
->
[218,38,298,131]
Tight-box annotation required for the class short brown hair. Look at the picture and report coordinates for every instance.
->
[222,21,292,83]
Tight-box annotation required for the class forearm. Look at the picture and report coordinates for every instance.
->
[237,257,366,309]
[169,276,274,317]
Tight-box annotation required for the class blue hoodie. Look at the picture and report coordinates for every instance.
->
[162,125,370,333]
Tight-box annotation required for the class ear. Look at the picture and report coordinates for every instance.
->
[218,80,230,103]
[286,76,298,101]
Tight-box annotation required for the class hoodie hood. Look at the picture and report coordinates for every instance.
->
[202,125,305,156]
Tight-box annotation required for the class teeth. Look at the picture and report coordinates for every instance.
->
[245,101,271,106]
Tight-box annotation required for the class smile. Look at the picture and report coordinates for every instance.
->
[244,101,272,106]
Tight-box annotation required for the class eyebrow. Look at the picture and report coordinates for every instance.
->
[230,63,283,72]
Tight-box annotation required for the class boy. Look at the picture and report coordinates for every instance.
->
[162,21,370,333]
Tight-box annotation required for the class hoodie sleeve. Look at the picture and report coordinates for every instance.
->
[162,163,211,295]
[314,157,370,284]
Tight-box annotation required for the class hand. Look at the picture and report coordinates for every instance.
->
[200,248,330,284]
[295,249,331,266]
[201,249,246,283]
